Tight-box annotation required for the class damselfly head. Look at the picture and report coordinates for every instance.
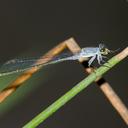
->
[99,43,120,55]
[99,43,111,55]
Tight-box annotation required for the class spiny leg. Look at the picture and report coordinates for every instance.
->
[98,55,111,68]
[88,55,96,67]
[97,54,102,65]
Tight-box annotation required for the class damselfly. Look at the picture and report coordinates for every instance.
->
[0,44,114,76]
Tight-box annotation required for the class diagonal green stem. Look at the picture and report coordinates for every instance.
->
[23,48,128,128]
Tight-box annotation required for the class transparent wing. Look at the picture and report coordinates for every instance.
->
[0,52,78,76]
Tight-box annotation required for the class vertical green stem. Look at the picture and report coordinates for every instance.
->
[23,56,120,128]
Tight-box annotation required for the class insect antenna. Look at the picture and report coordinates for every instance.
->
[110,48,120,53]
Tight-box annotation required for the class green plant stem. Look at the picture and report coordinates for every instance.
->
[23,50,127,128]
